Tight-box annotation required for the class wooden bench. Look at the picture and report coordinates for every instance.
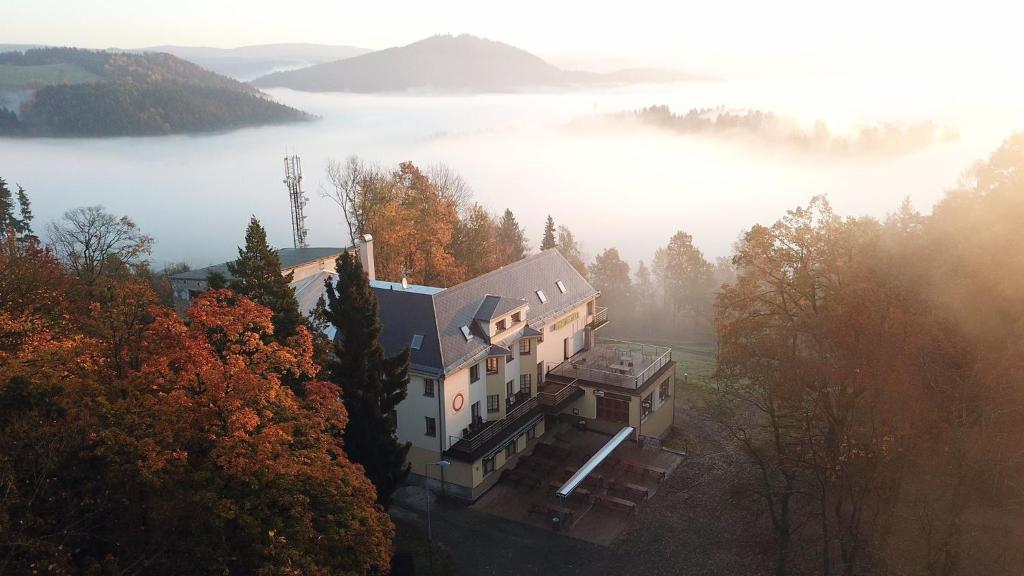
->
[623,460,668,482]
[528,500,575,524]
[607,479,650,501]
[595,494,637,514]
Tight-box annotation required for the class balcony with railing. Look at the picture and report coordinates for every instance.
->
[446,392,541,461]
[588,306,609,330]
[548,339,673,391]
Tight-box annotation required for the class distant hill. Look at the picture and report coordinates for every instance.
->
[0,47,311,137]
[142,43,371,80]
[251,34,698,93]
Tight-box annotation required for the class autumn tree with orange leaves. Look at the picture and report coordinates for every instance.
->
[0,218,394,575]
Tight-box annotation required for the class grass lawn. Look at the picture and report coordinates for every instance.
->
[392,518,457,576]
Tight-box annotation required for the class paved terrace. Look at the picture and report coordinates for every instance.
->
[472,422,683,546]
[549,340,673,391]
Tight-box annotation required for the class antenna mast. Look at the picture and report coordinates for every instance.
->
[283,155,308,248]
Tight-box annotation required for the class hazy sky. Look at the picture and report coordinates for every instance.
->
[5,0,1022,76]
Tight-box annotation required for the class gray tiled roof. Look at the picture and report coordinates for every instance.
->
[301,249,598,375]
[474,294,528,321]
[370,249,597,375]
[170,247,349,281]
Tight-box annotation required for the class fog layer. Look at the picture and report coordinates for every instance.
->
[1,73,1019,270]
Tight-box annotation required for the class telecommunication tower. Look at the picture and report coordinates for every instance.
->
[283,155,308,248]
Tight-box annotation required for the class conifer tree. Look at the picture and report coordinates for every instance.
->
[0,178,16,237]
[540,214,557,250]
[14,185,33,237]
[495,208,528,266]
[323,251,411,506]
[226,216,304,341]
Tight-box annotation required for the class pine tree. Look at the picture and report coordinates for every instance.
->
[323,251,411,506]
[0,178,15,238]
[540,215,557,250]
[495,208,528,266]
[14,185,33,238]
[226,216,304,341]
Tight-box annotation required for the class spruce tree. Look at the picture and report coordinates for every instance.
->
[495,208,528,266]
[226,216,304,341]
[0,178,15,238]
[14,185,33,237]
[540,215,557,250]
[324,251,411,506]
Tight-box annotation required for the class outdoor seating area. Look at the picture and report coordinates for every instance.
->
[548,339,672,390]
[472,421,683,546]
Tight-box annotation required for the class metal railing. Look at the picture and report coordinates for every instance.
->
[538,381,581,406]
[448,394,539,454]
[588,306,609,328]
[549,340,672,390]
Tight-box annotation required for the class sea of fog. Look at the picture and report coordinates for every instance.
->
[2,73,1021,270]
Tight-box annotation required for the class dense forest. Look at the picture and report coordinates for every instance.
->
[573,105,955,157]
[0,48,310,136]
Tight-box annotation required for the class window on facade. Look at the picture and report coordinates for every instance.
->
[483,456,495,476]
[556,280,567,294]
[425,416,436,437]
[505,441,517,459]
[519,339,531,355]
[423,378,435,397]
[411,333,424,350]
[486,357,498,374]
[536,290,547,304]
[496,319,506,332]
[659,379,671,405]
[641,393,653,420]
[506,380,514,400]
[470,364,480,383]
[512,311,521,323]
[487,394,499,413]
[471,401,481,423]
[506,353,514,363]
[519,374,532,395]
[527,425,537,441]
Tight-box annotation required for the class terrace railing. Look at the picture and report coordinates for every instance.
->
[550,341,672,390]
[588,306,609,329]
[447,394,539,455]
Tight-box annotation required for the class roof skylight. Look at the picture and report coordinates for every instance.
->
[556,280,566,294]
[536,290,547,304]
[460,325,473,341]
[411,333,424,350]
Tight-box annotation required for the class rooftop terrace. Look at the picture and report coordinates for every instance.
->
[548,339,673,391]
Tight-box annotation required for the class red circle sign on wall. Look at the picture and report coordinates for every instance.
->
[452,393,465,412]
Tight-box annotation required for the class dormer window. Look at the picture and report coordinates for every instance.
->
[512,311,521,323]
[411,333,424,350]
[536,290,547,304]
[461,325,472,341]
[496,319,507,332]
[556,280,567,294]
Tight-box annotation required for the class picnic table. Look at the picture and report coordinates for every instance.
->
[607,479,651,501]
[595,494,637,514]
[623,460,668,482]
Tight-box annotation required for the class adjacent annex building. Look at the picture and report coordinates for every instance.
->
[374,249,676,501]
[168,235,376,315]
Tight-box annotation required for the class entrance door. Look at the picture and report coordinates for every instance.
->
[596,396,630,424]
[563,337,571,360]
[537,361,544,386]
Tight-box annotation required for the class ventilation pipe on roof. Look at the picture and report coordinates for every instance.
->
[359,234,375,281]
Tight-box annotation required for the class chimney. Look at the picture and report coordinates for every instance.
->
[359,234,375,281]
